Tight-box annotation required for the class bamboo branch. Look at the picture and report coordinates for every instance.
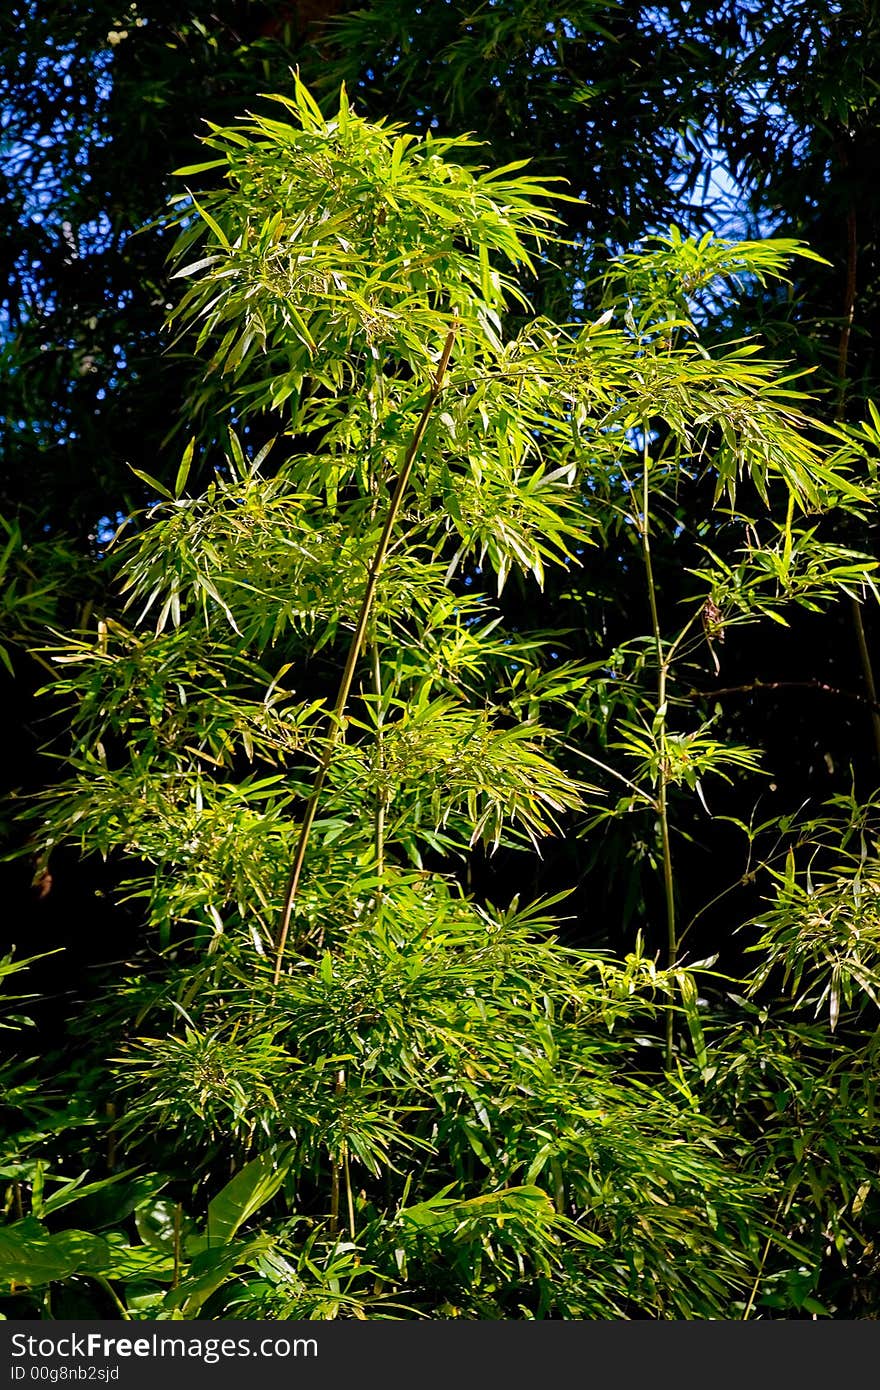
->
[272,319,458,983]
[172,1202,182,1290]
[850,600,880,761]
[831,166,880,765]
[329,1159,340,1239]
[94,1276,132,1321]
[343,1147,356,1241]
[329,1067,346,1239]
[634,434,718,1071]
[835,202,858,418]
[371,627,386,895]
[690,676,880,714]
[638,428,678,1067]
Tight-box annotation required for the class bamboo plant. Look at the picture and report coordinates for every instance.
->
[4,81,880,1320]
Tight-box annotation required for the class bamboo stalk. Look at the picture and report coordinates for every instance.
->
[343,1147,356,1241]
[639,430,678,1067]
[172,1202,182,1290]
[691,676,880,712]
[832,183,880,765]
[371,630,386,894]
[272,319,458,983]
[329,1067,346,1238]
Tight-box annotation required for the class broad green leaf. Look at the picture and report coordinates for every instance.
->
[0,1220,109,1287]
[206,1147,294,1246]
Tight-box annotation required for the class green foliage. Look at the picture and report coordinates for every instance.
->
[4,77,880,1323]
[0,517,90,676]
[747,796,880,1027]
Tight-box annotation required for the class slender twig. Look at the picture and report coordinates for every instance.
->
[343,1147,356,1241]
[850,601,880,761]
[831,174,880,764]
[742,1193,786,1321]
[638,428,677,1066]
[371,628,386,894]
[690,676,880,714]
[563,743,655,802]
[94,1275,131,1320]
[664,610,700,666]
[272,319,457,983]
[105,1100,117,1172]
[329,1159,340,1238]
[367,373,387,900]
[835,201,858,419]
[329,1067,346,1238]
[172,1201,182,1290]
[742,1234,772,1322]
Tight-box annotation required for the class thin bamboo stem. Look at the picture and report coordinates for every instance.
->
[835,203,858,418]
[272,320,457,983]
[329,1160,340,1238]
[329,1066,346,1238]
[95,1276,131,1320]
[851,598,880,764]
[343,1147,356,1241]
[742,1193,786,1321]
[831,186,880,766]
[172,1202,182,1290]
[690,676,880,713]
[371,630,386,893]
[639,431,677,1067]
